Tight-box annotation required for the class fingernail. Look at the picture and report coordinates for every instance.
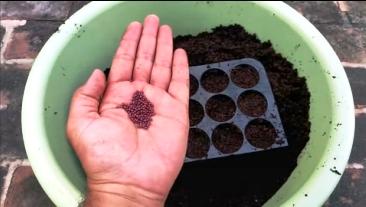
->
[128,21,141,27]
[175,48,187,54]
[146,14,159,21]
[160,25,171,30]
[88,69,105,83]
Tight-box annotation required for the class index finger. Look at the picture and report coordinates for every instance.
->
[108,21,142,83]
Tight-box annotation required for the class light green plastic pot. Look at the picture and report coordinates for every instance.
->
[22,1,354,207]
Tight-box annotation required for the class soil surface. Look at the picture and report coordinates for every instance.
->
[212,123,244,154]
[231,64,259,88]
[205,95,236,122]
[104,68,110,77]
[186,128,210,159]
[201,68,229,93]
[167,25,310,206]
[245,119,277,149]
[238,90,268,117]
[189,75,199,96]
[189,100,204,126]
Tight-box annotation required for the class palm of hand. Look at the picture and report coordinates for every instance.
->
[67,15,189,201]
[76,82,188,195]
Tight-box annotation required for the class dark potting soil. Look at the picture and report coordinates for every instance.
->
[201,69,229,93]
[212,123,244,154]
[205,94,236,122]
[231,64,259,88]
[119,91,154,129]
[189,75,199,96]
[167,25,310,206]
[104,67,110,77]
[238,90,268,117]
[186,128,210,159]
[245,119,277,149]
[189,100,204,126]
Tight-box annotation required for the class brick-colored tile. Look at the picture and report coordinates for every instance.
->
[344,67,366,163]
[345,67,366,104]
[355,198,366,207]
[347,2,366,25]
[0,166,8,190]
[4,166,54,207]
[0,25,5,49]
[315,25,366,63]
[0,1,71,21]
[326,164,366,207]
[68,1,91,17]
[350,114,366,163]
[0,67,29,159]
[286,1,344,24]
[3,20,61,59]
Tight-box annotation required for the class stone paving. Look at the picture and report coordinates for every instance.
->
[0,1,365,207]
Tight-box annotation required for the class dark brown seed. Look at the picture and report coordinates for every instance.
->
[120,91,155,129]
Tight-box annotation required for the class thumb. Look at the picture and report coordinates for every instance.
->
[67,69,106,136]
[70,69,106,115]
[82,69,106,101]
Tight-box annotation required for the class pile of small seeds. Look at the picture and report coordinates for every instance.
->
[120,91,155,129]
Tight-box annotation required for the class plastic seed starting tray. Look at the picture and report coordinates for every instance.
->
[186,58,288,162]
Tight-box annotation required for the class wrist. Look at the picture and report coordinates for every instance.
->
[83,182,165,207]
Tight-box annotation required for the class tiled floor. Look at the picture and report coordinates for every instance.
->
[0,1,365,207]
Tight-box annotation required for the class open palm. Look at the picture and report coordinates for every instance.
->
[67,15,189,206]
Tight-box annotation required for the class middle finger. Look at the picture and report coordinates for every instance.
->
[133,15,160,82]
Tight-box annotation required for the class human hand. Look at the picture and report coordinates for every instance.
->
[66,15,189,207]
